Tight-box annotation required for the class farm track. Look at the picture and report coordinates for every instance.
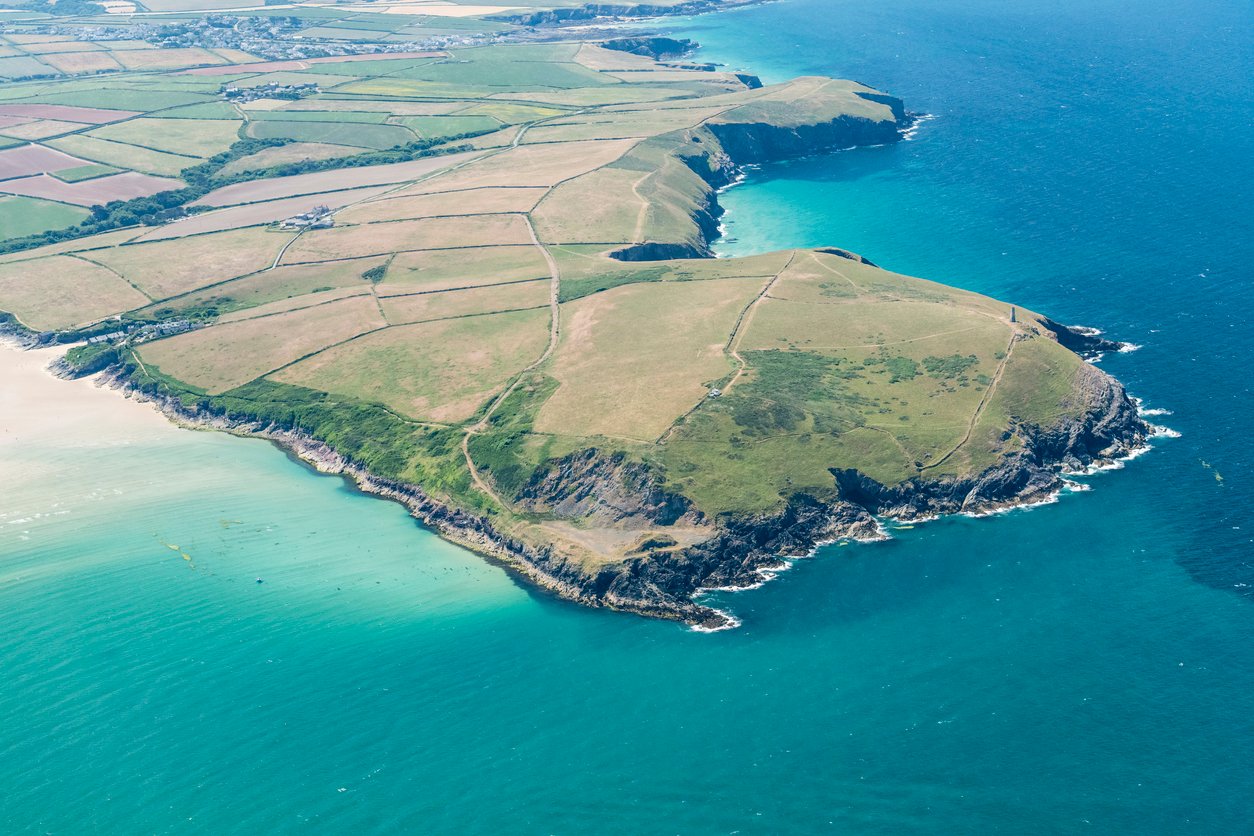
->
[630,170,653,243]
[722,252,797,396]
[920,333,1017,472]
[459,214,561,510]
[456,115,571,509]
[651,254,798,446]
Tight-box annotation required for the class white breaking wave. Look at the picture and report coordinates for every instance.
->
[690,612,743,633]
[689,417,1174,633]
[960,490,1063,518]
[901,113,937,141]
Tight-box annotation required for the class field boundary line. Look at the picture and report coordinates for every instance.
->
[248,323,391,383]
[67,252,154,301]
[379,275,549,299]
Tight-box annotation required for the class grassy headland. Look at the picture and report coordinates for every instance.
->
[0,1,1148,626]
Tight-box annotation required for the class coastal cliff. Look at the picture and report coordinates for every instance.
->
[474,353,1150,629]
[702,105,907,166]
[609,85,912,261]
[94,321,1150,632]
[53,79,1151,630]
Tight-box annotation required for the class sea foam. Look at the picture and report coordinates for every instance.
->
[901,113,936,141]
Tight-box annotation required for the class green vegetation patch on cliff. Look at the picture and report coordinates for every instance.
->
[126,357,483,510]
[465,373,566,503]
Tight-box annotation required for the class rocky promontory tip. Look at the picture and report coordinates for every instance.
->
[601,36,697,60]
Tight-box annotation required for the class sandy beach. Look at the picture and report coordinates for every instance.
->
[0,341,175,451]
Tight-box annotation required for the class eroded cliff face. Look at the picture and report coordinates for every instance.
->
[504,356,1150,629]
[600,36,697,59]
[606,106,911,264]
[597,495,883,628]
[685,98,910,190]
[517,449,697,527]
[800,361,1146,525]
[704,110,906,165]
[609,186,724,260]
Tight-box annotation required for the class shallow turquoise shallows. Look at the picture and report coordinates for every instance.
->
[3,0,1253,832]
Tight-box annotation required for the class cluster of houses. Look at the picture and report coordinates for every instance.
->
[222,81,319,103]
[85,330,127,345]
[84,319,195,345]
[138,320,196,341]
[280,205,334,230]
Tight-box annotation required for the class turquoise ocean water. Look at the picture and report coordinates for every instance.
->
[3,0,1253,831]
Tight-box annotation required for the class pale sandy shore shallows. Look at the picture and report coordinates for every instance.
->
[2,342,195,551]
[0,342,177,454]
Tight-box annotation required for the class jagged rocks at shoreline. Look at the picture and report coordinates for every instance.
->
[502,357,1151,629]
[89,333,1150,633]
[1039,318,1131,359]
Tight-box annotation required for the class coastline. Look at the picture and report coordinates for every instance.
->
[0,341,175,449]
[1,331,1153,632]
[1,100,1162,631]
[82,363,730,626]
[0,17,1161,631]
[691,406,1176,631]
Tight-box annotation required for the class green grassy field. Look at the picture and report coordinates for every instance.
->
[89,228,291,299]
[246,120,415,150]
[392,115,501,139]
[147,102,242,120]
[138,294,386,394]
[273,308,551,423]
[0,194,87,242]
[377,246,551,293]
[536,276,764,442]
[0,253,148,330]
[379,277,549,325]
[138,256,389,321]
[335,187,546,224]
[248,110,393,124]
[217,142,357,176]
[89,117,242,158]
[47,134,198,176]
[49,163,119,182]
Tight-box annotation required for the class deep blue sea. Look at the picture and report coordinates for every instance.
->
[2,0,1252,832]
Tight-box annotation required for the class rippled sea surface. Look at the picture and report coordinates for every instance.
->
[3,0,1252,831]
